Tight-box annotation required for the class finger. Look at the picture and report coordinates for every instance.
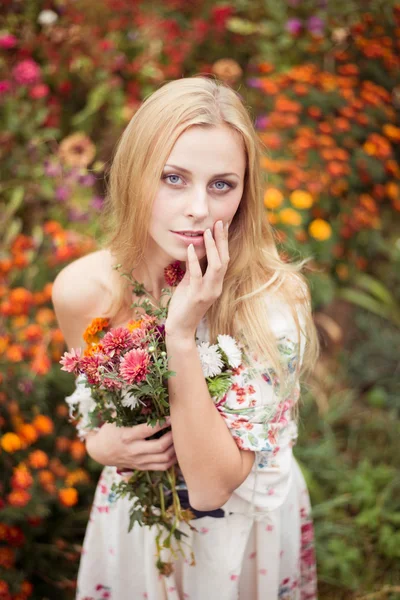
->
[187,243,202,284]
[123,418,171,443]
[134,431,174,455]
[204,226,222,271]
[215,220,230,265]
[135,447,176,467]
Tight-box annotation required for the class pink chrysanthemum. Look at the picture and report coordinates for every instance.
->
[60,348,81,373]
[102,327,133,357]
[164,261,185,286]
[139,314,158,332]
[12,59,41,86]
[120,348,151,385]
[80,354,107,385]
[130,327,147,347]
[102,377,123,391]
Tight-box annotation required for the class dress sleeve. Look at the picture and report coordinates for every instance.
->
[215,297,307,511]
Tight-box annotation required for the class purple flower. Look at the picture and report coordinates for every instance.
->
[44,160,62,178]
[78,172,96,187]
[91,195,104,210]
[286,18,303,36]
[0,80,11,95]
[12,59,41,86]
[246,78,262,89]
[55,186,71,202]
[255,115,270,130]
[0,33,17,49]
[307,16,325,35]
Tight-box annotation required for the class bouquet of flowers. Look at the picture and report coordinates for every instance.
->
[59,262,243,575]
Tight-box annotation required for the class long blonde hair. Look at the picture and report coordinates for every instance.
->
[101,75,320,406]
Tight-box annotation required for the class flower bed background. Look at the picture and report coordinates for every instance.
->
[1,1,400,598]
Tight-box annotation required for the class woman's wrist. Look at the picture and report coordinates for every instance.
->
[165,330,196,350]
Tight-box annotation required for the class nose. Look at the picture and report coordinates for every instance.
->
[184,187,210,221]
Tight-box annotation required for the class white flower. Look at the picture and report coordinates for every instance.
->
[38,10,58,25]
[217,334,242,368]
[65,374,96,434]
[196,342,223,378]
[121,389,139,409]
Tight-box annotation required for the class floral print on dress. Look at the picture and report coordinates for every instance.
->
[214,334,301,454]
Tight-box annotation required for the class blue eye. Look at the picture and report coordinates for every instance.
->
[164,174,182,185]
[213,181,232,191]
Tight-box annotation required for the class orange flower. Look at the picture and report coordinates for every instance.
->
[65,468,90,487]
[279,208,302,227]
[28,449,49,469]
[386,182,399,201]
[23,324,43,342]
[38,470,55,486]
[31,346,51,376]
[59,487,79,507]
[263,188,284,210]
[289,190,314,210]
[36,308,55,325]
[7,489,31,507]
[0,432,22,453]
[309,219,332,241]
[58,133,96,168]
[32,415,54,436]
[18,424,39,445]
[51,329,64,343]
[83,317,110,345]
[11,465,33,490]
[43,220,63,235]
[5,344,24,362]
[70,439,86,462]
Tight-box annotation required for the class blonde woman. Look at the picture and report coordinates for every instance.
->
[53,76,320,600]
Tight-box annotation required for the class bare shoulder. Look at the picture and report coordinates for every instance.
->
[52,248,117,349]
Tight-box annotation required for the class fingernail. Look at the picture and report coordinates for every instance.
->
[217,221,223,231]
[205,228,212,237]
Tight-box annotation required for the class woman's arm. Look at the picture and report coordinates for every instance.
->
[166,333,255,512]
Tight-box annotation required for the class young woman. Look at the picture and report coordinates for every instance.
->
[52,76,320,600]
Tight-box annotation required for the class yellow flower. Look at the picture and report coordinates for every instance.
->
[1,432,22,453]
[279,208,302,227]
[309,219,332,241]
[290,190,314,210]
[263,188,284,210]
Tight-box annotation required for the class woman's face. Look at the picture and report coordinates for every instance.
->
[148,124,246,264]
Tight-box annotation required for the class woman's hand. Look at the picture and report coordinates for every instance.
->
[165,220,229,340]
[85,420,177,472]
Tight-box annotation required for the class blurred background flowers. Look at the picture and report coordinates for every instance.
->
[0,1,399,598]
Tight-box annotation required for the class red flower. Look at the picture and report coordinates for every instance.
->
[120,348,151,384]
[164,261,185,286]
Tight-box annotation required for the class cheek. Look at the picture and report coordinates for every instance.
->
[213,192,242,222]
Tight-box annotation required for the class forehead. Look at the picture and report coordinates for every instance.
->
[166,125,246,175]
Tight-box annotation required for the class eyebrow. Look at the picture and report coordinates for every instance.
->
[164,164,240,178]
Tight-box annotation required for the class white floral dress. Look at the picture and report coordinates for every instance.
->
[75,298,318,600]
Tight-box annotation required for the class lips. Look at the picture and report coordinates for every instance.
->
[172,231,205,246]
